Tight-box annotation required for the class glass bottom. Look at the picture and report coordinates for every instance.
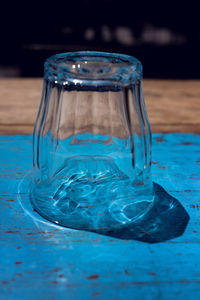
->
[30,155,154,231]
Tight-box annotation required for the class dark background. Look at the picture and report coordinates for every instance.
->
[1,1,199,78]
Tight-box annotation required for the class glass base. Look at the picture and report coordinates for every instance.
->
[30,156,154,231]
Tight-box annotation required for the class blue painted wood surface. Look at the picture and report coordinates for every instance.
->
[0,133,200,300]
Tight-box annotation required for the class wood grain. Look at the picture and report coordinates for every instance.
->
[0,79,199,134]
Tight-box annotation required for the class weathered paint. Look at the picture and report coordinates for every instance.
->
[0,134,200,300]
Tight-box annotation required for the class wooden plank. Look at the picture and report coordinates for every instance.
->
[144,80,200,133]
[0,79,200,134]
[0,133,199,299]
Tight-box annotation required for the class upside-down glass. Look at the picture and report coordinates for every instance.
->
[31,51,154,232]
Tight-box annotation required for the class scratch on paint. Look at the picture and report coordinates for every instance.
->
[86,274,99,280]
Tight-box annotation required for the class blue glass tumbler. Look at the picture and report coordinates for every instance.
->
[31,51,154,232]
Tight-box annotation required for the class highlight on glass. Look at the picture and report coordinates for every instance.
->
[30,51,154,232]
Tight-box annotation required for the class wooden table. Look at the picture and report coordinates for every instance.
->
[0,79,200,300]
[0,79,200,134]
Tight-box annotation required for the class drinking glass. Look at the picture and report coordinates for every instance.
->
[31,51,154,232]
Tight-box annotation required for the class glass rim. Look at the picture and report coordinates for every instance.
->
[44,51,143,86]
